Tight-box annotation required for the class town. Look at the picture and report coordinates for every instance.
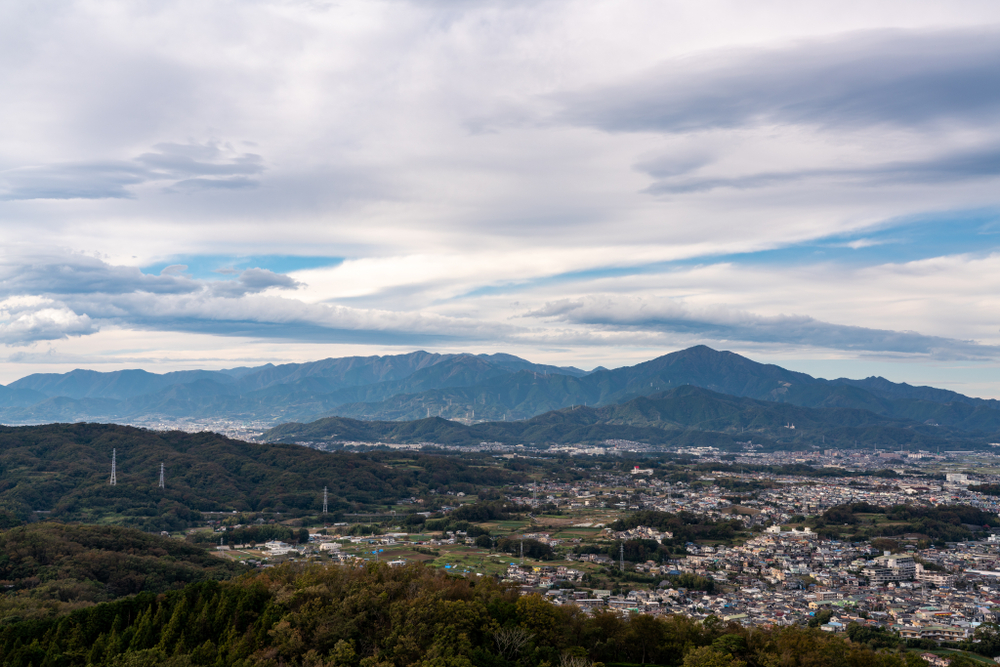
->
[200,446,1000,659]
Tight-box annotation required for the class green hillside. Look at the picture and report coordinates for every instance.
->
[0,561,928,667]
[0,523,239,623]
[0,423,524,531]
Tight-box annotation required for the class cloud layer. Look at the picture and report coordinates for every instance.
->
[1,1,1000,395]
[526,296,1000,360]
[558,28,1000,134]
[0,143,263,200]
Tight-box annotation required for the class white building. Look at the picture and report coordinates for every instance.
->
[264,540,295,556]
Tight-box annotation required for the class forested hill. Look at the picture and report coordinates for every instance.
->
[0,523,239,623]
[0,560,932,667]
[0,423,524,531]
[265,385,997,451]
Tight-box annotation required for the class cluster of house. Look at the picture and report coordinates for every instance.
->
[503,563,585,587]
[216,533,1000,662]
[530,530,1000,648]
[509,467,1000,532]
[607,525,673,541]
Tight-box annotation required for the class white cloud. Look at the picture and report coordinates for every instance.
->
[522,294,999,359]
[0,296,97,345]
[1,1,1000,395]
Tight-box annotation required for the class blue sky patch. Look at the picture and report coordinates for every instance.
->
[142,255,343,280]
[456,208,1000,301]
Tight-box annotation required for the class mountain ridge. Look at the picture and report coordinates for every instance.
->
[2,346,997,432]
[263,383,998,451]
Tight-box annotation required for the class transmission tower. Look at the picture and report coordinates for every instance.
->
[520,540,524,565]
[110,449,117,486]
[158,462,165,489]
[323,486,328,515]
[619,542,624,571]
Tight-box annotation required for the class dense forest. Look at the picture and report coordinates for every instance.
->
[0,523,240,624]
[0,560,932,667]
[0,424,525,532]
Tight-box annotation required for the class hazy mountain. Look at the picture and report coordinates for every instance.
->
[328,346,1000,429]
[8,368,237,401]
[0,384,48,408]
[0,351,587,424]
[265,384,994,451]
[2,346,997,435]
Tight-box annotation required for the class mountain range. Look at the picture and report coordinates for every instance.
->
[262,384,998,451]
[3,346,1000,448]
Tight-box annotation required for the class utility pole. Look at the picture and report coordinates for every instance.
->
[110,449,117,486]
[158,462,165,489]
[323,486,328,515]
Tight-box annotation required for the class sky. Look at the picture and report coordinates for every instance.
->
[2,0,1000,397]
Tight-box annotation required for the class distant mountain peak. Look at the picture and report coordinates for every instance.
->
[2,345,996,431]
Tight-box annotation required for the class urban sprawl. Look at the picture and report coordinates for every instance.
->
[204,445,1000,657]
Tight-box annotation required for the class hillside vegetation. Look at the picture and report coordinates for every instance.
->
[0,560,930,667]
[0,423,524,531]
[0,523,240,624]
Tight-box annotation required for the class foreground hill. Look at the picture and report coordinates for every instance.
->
[265,384,997,450]
[3,346,998,433]
[0,561,931,667]
[0,523,239,623]
[0,423,523,530]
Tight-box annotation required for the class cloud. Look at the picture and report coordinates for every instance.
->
[3,1,1000,396]
[0,255,200,296]
[0,252,519,345]
[207,268,302,297]
[0,142,264,200]
[557,28,1000,134]
[0,254,304,305]
[526,296,1000,360]
[0,162,147,200]
[0,297,97,345]
[641,143,1000,194]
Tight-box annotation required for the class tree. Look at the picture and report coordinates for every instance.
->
[682,646,747,667]
[624,614,664,664]
[492,626,533,660]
